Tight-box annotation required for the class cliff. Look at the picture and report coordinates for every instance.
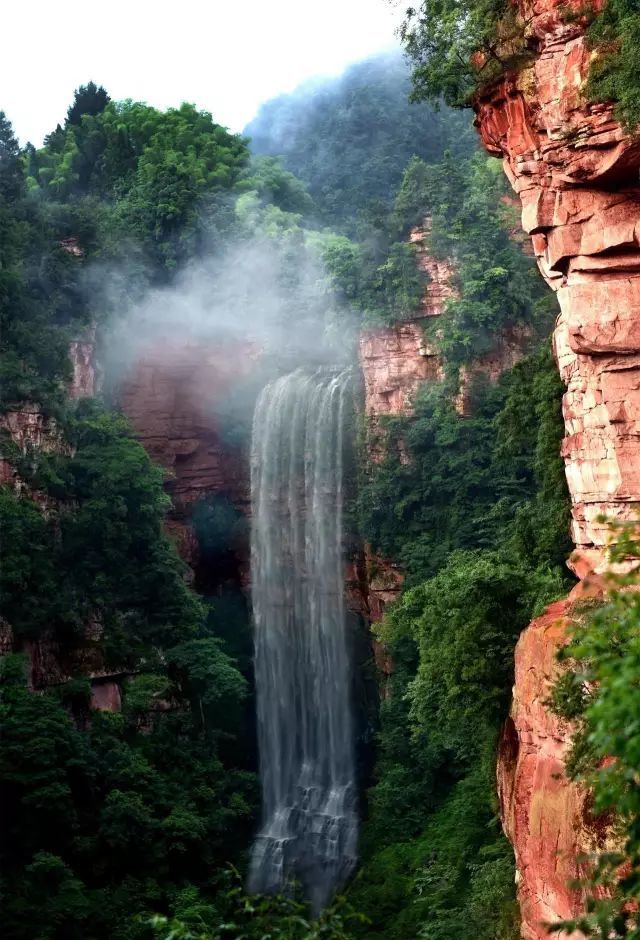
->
[474,0,640,557]
[472,1,640,934]
[0,342,124,704]
[1,336,255,707]
[497,579,609,940]
[118,336,255,584]
[358,224,530,623]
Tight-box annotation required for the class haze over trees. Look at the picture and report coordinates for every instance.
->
[2,22,639,937]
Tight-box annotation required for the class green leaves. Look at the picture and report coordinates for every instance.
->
[547,527,640,935]
[586,0,640,130]
[400,0,513,106]
[354,344,570,937]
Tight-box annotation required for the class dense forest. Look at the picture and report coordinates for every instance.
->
[2,10,640,939]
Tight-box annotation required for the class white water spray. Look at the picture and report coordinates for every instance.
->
[248,368,357,910]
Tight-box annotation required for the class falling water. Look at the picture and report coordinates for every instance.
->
[248,368,357,910]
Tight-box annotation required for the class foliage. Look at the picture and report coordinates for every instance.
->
[66,81,111,126]
[359,344,570,586]
[245,49,476,233]
[239,155,315,216]
[0,654,255,940]
[349,764,518,940]
[0,402,202,659]
[0,112,88,410]
[149,871,365,940]
[586,0,640,131]
[548,523,640,937]
[399,0,529,106]
[394,151,556,370]
[310,231,426,326]
[26,100,249,273]
[353,343,571,935]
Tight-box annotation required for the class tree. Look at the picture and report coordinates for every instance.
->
[66,81,111,126]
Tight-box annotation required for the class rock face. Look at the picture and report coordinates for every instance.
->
[497,580,609,940]
[359,227,449,428]
[474,0,640,554]
[473,1,640,934]
[118,336,256,580]
[69,328,98,399]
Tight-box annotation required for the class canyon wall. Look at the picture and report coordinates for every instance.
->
[1,335,256,706]
[118,336,255,582]
[357,227,452,627]
[472,1,640,935]
[358,225,530,623]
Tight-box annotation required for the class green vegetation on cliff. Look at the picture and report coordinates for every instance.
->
[394,150,556,369]
[1,56,573,940]
[351,344,570,938]
[548,523,640,937]
[401,0,640,128]
[586,0,640,129]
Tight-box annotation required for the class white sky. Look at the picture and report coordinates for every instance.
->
[3,0,403,146]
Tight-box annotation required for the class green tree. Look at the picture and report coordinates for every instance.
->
[66,81,111,126]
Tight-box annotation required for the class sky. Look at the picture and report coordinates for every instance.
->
[3,0,403,146]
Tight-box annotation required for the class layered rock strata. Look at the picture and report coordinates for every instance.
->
[118,336,255,580]
[474,0,640,554]
[359,227,449,429]
[358,226,529,624]
[472,1,640,934]
[497,579,610,940]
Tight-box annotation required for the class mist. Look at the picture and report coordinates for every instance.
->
[95,227,360,404]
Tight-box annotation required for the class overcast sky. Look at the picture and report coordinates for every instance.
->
[3,0,403,146]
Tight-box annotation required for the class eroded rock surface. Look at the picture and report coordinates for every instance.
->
[497,580,609,940]
[473,1,640,933]
[118,336,255,576]
[474,0,640,553]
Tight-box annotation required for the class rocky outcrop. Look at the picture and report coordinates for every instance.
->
[0,406,66,503]
[118,336,256,581]
[473,0,640,933]
[474,0,640,555]
[359,226,530,427]
[359,323,440,424]
[69,327,97,399]
[497,578,610,940]
[358,227,449,428]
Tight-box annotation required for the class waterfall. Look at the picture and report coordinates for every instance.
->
[248,368,357,910]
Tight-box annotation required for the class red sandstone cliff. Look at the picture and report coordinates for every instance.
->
[118,336,255,580]
[472,1,640,934]
[474,0,640,556]
[1,335,255,706]
[497,579,610,940]
[357,227,455,631]
[357,224,530,626]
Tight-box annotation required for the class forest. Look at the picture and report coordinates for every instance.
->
[2,1,640,937]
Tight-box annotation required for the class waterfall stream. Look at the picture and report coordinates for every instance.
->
[248,368,357,910]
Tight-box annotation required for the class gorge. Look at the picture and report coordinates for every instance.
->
[2,8,640,940]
